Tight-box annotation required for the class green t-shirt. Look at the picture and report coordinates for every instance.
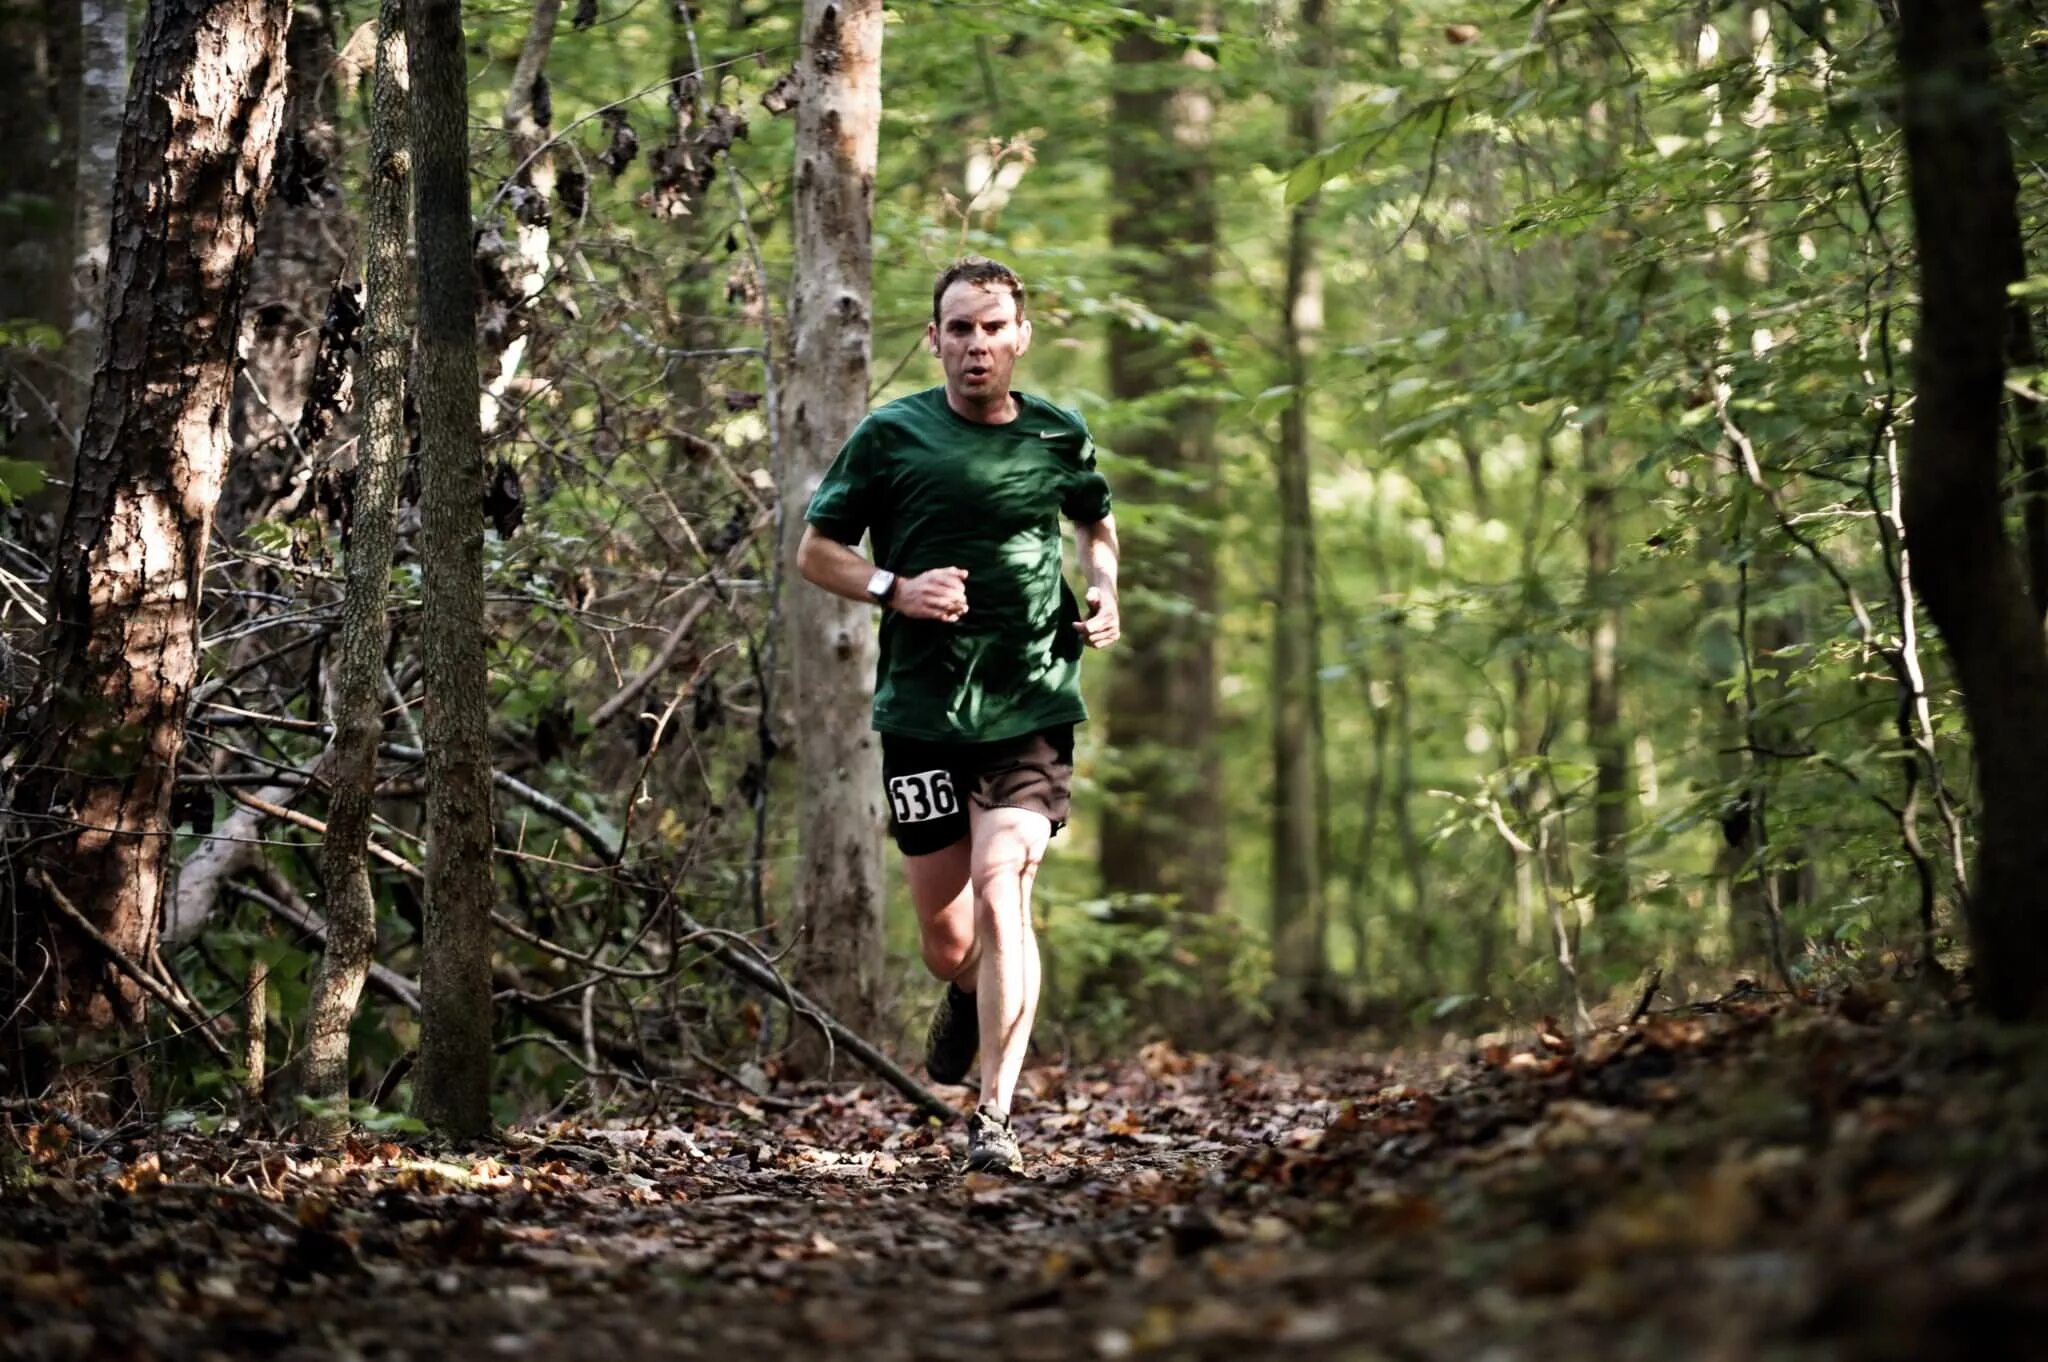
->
[804,386,1113,743]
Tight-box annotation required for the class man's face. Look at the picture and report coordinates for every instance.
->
[927,281,1032,406]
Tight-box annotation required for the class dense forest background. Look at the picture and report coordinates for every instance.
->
[2,0,2044,1128]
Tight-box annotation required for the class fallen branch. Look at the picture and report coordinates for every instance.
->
[29,870,233,1064]
[480,773,955,1121]
[181,709,961,1123]
[168,782,302,944]
[227,874,422,1014]
[587,594,715,731]
[494,1031,778,1114]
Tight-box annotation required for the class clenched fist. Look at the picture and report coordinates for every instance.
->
[894,566,970,623]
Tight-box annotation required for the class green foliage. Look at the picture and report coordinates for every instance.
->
[292,1096,429,1136]
[1036,892,1273,1052]
[134,0,2024,1110]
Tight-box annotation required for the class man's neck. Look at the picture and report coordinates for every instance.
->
[945,386,1019,425]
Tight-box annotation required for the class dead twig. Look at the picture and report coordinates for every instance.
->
[1627,965,1664,1026]
[27,870,234,1064]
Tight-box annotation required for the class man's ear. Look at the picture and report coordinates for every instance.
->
[925,321,939,356]
[1016,318,1034,356]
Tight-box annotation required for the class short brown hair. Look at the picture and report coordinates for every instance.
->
[931,256,1026,326]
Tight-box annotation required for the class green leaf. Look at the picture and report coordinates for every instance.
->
[0,459,46,506]
[1284,152,1328,207]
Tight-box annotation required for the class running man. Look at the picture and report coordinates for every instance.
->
[795,257,1121,1175]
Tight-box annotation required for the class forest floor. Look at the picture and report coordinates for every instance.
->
[5,982,2047,1362]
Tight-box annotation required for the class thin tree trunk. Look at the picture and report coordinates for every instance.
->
[2007,297,2048,621]
[408,0,497,1133]
[0,0,75,465]
[1582,415,1628,921]
[1270,0,1328,998]
[1895,0,2048,1021]
[1346,649,1387,984]
[303,0,410,1135]
[220,0,349,538]
[0,0,291,1095]
[64,0,126,436]
[1507,429,1554,950]
[1101,2,1223,917]
[1387,623,1432,997]
[479,0,561,437]
[243,932,269,1103]
[780,0,886,1047]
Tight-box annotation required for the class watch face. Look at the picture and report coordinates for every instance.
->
[868,570,894,601]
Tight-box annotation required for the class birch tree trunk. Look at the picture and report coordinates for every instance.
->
[0,0,290,1094]
[407,0,497,1133]
[781,0,886,1046]
[1895,0,2048,1022]
[303,0,410,1131]
[1270,0,1328,998]
[1101,2,1223,918]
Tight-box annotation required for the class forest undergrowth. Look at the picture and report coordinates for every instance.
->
[5,972,2043,1361]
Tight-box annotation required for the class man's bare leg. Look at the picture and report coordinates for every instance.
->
[903,839,975,985]
[969,804,1051,1115]
[905,837,985,1088]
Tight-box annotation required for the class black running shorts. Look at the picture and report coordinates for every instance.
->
[878,725,1074,857]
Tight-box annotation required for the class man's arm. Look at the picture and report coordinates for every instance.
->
[1072,513,1120,649]
[795,525,970,623]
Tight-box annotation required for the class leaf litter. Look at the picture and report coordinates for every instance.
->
[5,985,2047,1361]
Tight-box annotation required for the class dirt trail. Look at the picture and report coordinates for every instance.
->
[6,991,2047,1361]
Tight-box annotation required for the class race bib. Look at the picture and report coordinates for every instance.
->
[887,769,958,823]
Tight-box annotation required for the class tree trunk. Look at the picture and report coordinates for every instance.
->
[0,0,76,466]
[0,0,291,1094]
[1582,416,1628,923]
[1100,3,1223,917]
[1895,0,2048,1022]
[407,0,497,1133]
[63,0,126,436]
[1270,0,1327,998]
[478,0,561,438]
[781,0,886,1048]
[303,0,409,1134]
[1384,620,1436,997]
[219,0,348,539]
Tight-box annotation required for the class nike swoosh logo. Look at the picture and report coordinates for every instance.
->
[1038,431,1062,439]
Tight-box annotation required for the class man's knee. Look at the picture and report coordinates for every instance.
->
[921,919,975,982]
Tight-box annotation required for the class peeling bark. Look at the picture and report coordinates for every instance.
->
[1,0,291,1094]
[220,0,350,539]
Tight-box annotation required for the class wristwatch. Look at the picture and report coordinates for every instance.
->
[865,568,897,606]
